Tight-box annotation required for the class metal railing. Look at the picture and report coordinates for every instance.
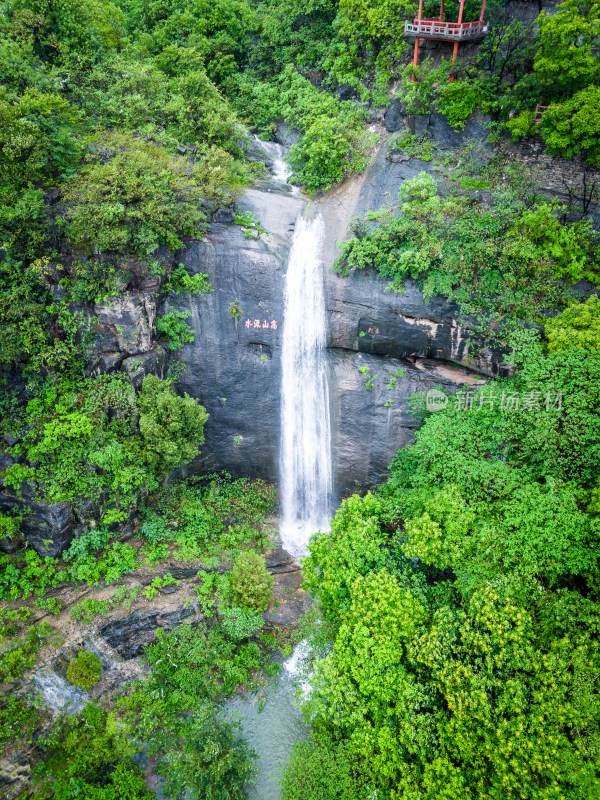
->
[405,19,488,40]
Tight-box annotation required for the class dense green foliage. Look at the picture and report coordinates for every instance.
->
[0,475,275,602]
[2,1,600,798]
[229,549,274,611]
[33,703,153,800]
[66,650,103,689]
[119,619,281,799]
[140,473,276,561]
[507,1,600,166]
[0,474,278,797]
[1,374,207,527]
[336,171,599,331]
[287,300,600,799]
[235,66,375,191]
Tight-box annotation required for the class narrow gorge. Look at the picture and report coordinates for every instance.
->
[2,1,600,795]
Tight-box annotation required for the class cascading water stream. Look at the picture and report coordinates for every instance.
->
[252,136,294,186]
[251,135,332,555]
[279,206,333,559]
[221,144,327,800]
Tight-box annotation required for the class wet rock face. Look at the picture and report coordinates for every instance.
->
[328,349,481,495]
[1,137,505,552]
[0,494,73,557]
[316,137,504,494]
[166,145,500,496]
[169,188,303,485]
[326,275,508,378]
[93,291,157,357]
[99,605,202,659]
[383,98,492,152]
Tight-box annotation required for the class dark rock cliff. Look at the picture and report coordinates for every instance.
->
[167,141,501,497]
[0,129,507,554]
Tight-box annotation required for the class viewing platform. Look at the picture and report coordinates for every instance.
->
[405,18,489,41]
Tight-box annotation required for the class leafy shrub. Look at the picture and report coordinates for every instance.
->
[141,513,174,544]
[221,605,263,641]
[156,310,195,350]
[71,585,141,622]
[0,511,21,540]
[0,695,41,757]
[546,295,600,354]
[66,651,102,690]
[33,703,151,800]
[229,550,273,611]
[0,621,56,681]
[288,114,375,193]
[166,264,211,296]
[0,87,82,188]
[68,541,139,585]
[70,599,110,624]
[143,573,178,600]
[540,85,600,165]
[0,257,83,373]
[64,134,208,257]
[3,374,151,520]
[0,551,67,601]
[64,527,112,564]
[137,375,208,477]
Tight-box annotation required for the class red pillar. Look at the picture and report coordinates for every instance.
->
[449,41,459,81]
[439,0,444,20]
[412,38,420,81]
[449,0,465,82]
[412,0,424,81]
[479,0,486,22]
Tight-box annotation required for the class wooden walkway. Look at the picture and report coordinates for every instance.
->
[405,18,488,40]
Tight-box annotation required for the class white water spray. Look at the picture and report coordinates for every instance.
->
[252,135,294,186]
[279,207,332,559]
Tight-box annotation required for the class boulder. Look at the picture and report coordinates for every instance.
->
[214,207,236,223]
[263,570,312,627]
[99,605,202,659]
[384,97,409,132]
[93,292,157,356]
[121,346,167,389]
[0,494,74,557]
[431,110,492,150]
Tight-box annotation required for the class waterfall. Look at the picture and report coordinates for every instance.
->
[279,205,333,560]
[252,135,294,186]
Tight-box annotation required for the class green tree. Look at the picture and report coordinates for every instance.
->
[64,134,208,256]
[159,706,256,800]
[137,375,208,477]
[32,703,152,800]
[540,85,600,165]
[533,0,600,98]
[228,550,273,611]
[66,650,102,689]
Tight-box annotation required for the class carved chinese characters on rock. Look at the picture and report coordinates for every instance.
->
[245,319,278,330]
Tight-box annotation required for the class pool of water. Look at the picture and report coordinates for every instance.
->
[224,643,311,800]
